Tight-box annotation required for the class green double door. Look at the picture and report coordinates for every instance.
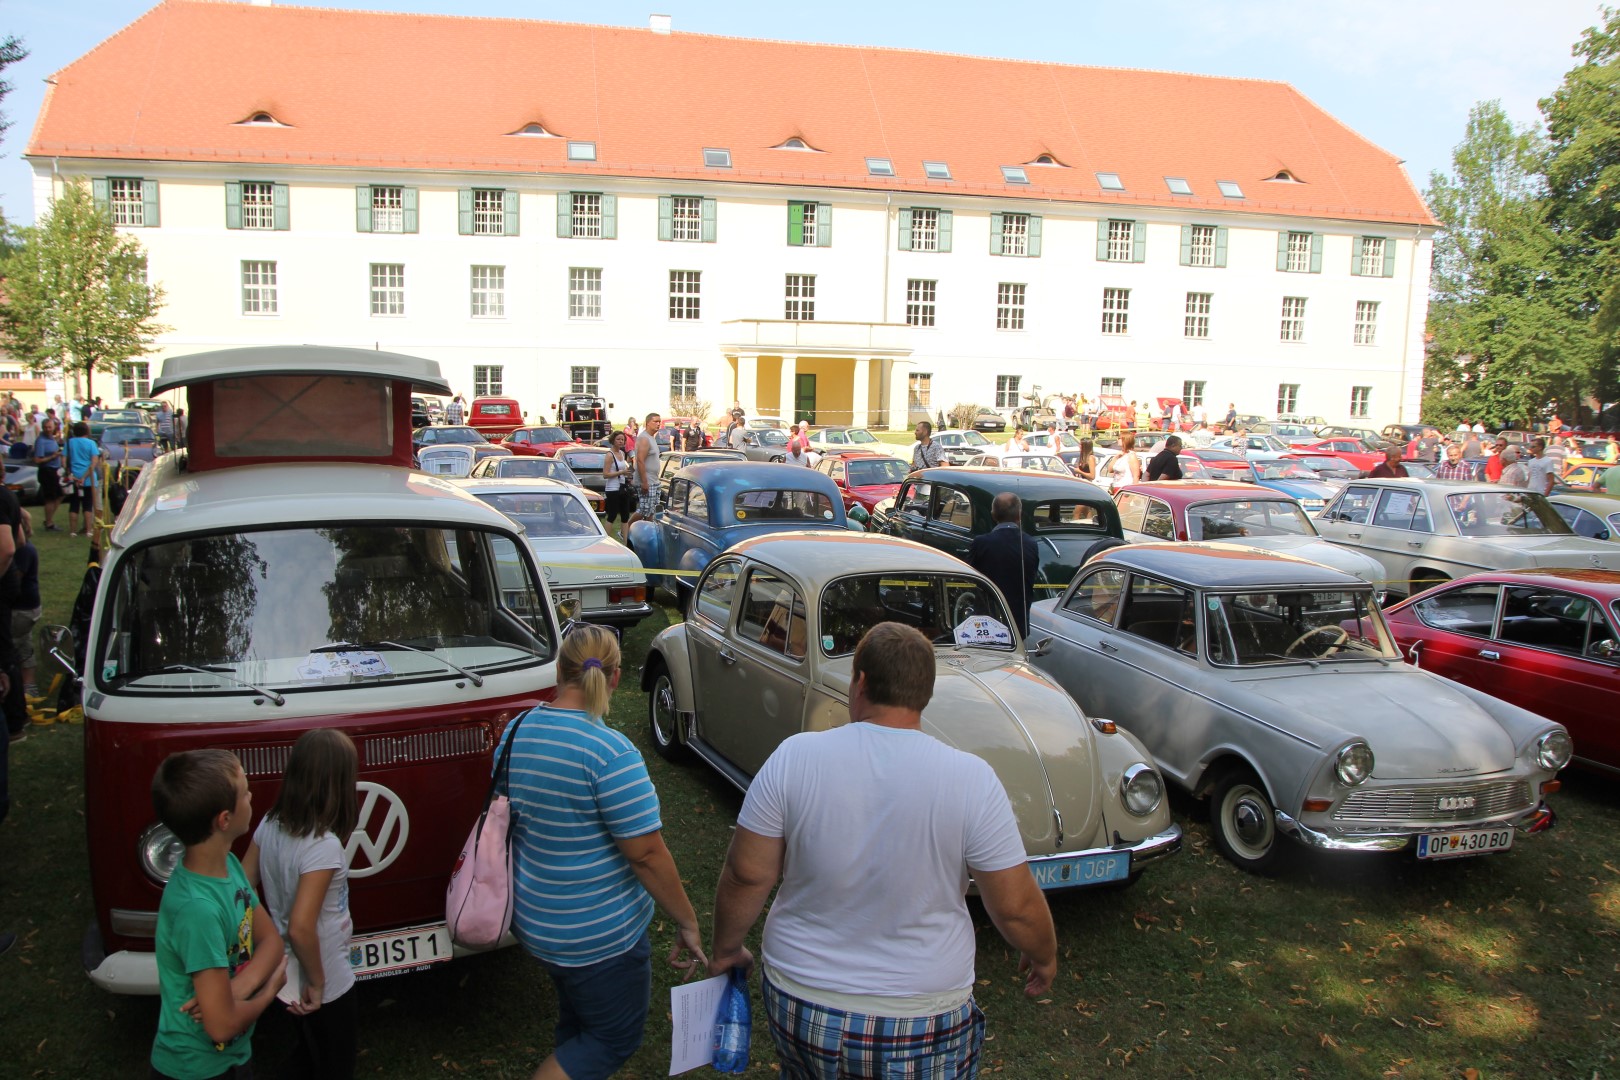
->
[794,374,816,425]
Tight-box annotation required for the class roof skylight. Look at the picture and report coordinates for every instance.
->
[509,122,559,137]
[1096,172,1125,191]
[866,157,895,177]
[1217,180,1245,198]
[1001,166,1029,184]
[1165,177,1193,195]
[923,161,952,180]
[567,141,597,161]
[703,147,733,168]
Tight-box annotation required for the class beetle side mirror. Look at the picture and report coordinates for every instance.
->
[41,624,80,682]
[1028,635,1054,657]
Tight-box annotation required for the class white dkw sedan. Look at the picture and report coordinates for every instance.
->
[454,478,652,629]
[641,531,1183,891]
[1027,543,1570,873]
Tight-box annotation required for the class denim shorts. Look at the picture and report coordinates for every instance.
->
[536,930,652,1080]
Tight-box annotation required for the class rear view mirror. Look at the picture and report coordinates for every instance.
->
[41,624,80,681]
[1028,635,1054,657]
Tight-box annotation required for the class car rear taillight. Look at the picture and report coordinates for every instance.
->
[609,585,646,605]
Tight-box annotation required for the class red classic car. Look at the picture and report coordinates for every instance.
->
[814,451,908,512]
[1297,438,1382,474]
[1381,569,1620,774]
[503,425,579,456]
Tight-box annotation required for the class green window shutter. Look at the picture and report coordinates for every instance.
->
[556,193,572,238]
[503,190,520,236]
[1214,226,1228,268]
[355,185,373,232]
[272,183,290,231]
[601,194,617,239]
[816,203,832,247]
[898,208,914,251]
[401,187,418,233]
[989,212,1004,256]
[1382,238,1397,277]
[1132,221,1147,263]
[92,178,110,214]
[938,210,953,253]
[700,197,716,242]
[225,181,243,230]
[1096,219,1110,261]
[1027,215,1042,258]
[787,201,804,246]
[1309,233,1323,274]
[459,190,475,236]
[142,180,160,227]
[658,196,673,241]
[1350,236,1364,275]
[1179,225,1193,266]
[1275,231,1289,271]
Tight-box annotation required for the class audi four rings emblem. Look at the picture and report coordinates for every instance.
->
[1436,795,1477,813]
[345,781,410,878]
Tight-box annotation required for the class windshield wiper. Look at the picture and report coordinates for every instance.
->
[311,640,485,687]
[148,664,286,706]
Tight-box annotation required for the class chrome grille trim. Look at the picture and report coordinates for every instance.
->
[1334,780,1532,823]
[239,745,292,778]
[363,726,488,768]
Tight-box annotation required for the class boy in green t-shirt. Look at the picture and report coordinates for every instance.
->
[149,749,287,1080]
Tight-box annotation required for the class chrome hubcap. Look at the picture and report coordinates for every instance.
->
[1234,798,1268,844]
[1224,784,1274,858]
[651,681,676,744]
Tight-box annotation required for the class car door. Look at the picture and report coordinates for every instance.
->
[1039,566,1128,715]
[1115,491,1148,538]
[1362,487,1434,590]
[1317,484,1388,567]
[687,556,746,747]
[927,483,976,561]
[1490,585,1620,765]
[704,565,811,777]
[1399,582,1503,689]
[887,479,933,544]
[1099,573,1203,779]
[821,457,850,505]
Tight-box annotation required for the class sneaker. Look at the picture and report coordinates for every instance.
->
[7,730,26,744]
[42,523,58,532]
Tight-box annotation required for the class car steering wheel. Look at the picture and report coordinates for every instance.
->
[1283,625,1349,657]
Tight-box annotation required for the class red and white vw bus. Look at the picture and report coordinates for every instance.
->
[80,346,558,993]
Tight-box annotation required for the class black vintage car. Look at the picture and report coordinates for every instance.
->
[555,393,614,442]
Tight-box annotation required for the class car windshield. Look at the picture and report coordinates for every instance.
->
[820,572,1017,655]
[527,427,572,443]
[91,410,143,424]
[1255,463,1320,480]
[1447,491,1572,536]
[97,526,555,693]
[558,450,606,471]
[1197,458,1256,481]
[947,431,991,447]
[1188,500,1315,540]
[100,426,153,446]
[846,459,909,486]
[733,489,838,522]
[494,458,579,483]
[426,427,484,445]
[1206,589,1396,665]
[754,429,789,447]
[1293,457,1348,473]
[472,492,600,538]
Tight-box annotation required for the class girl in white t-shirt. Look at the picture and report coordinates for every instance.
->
[243,729,360,1080]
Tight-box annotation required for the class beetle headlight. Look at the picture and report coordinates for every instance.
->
[1536,730,1573,771]
[1120,763,1163,816]
[1334,742,1374,786]
[139,822,184,884]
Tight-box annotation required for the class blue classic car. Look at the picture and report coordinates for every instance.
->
[626,461,849,603]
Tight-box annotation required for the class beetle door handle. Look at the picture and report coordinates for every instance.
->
[1099,639,1120,654]
[1346,531,1362,539]
[1478,649,1500,661]
[719,647,739,665]
[1407,541,1424,548]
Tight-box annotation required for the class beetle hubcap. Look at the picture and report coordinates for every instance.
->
[651,680,677,744]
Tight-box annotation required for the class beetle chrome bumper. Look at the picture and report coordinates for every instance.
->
[1274,802,1557,853]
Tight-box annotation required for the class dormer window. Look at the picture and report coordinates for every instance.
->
[923,161,951,180]
[703,148,732,168]
[1096,172,1125,191]
[1027,154,1064,167]
[567,141,597,161]
[866,158,895,177]
[236,112,287,127]
[509,122,559,138]
[1266,170,1303,183]
[772,137,820,152]
[1001,166,1029,184]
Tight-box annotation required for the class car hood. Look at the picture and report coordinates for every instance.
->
[525,535,645,589]
[1224,535,1385,583]
[1232,667,1517,779]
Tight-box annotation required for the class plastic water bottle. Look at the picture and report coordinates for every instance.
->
[712,967,750,1074]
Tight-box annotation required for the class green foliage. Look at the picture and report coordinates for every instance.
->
[0,35,27,142]
[0,180,169,400]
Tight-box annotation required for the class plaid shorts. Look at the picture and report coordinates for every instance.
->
[637,492,659,517]
[762,971,985,1079]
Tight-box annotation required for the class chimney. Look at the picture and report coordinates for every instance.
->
[649,13,672,35]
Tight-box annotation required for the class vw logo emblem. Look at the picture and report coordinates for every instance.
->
[344,781,410,879]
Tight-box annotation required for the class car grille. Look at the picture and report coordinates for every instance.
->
[1334,780,1533,824]
[237,726,491,777]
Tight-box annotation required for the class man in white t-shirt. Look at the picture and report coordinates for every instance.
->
[709,623,1056,1078]
[1525,438,1558,495]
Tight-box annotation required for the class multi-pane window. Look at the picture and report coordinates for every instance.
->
[785,274,816,321]
[1285,231,1312,273]
[571,366,600,395]
[1350,386,1372,418]
[1359,237,1386,277]
[1354,301,1379,345]
[906,279,937,327]
[1184,292,1211,339]
[369,263,405,316]
[789,201,823,246]
[473,365,503,397]
[1278,384,1300,415]
[1280,297,1307,342]
[470,265,505,318]
[996,283,1026,331]
[911,208,940,251]
[669,270,702,320]
[995,375,1020,409]
[569,268,602,319]
[119,361,151,400]
[671,196,703,242]
[241,181,276,230]
[372,186,404,233]
[1188,225,1216,267]
[908,373,932,412]
[670,368,698,400]
[1001,213,1031,257]
[1101,288,1130,335]
[241,260,278,314]
[1183,380,1206,408]
[571,193,604,238]
[473,189,505,235]
[1106,220,1134,262]
[109,178,145,227]
[1101,377,1125,397]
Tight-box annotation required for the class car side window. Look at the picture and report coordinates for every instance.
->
[1372,489,1425,531]
[1119,576,1196,654]
[1061,567,1127,625]
[687,484,708,521]
[739,569,808,660]
[899,482,932,517]
[1499,586,1599,656]
[1116,492,1147,533]
[1414,584,1498,638]
[935,487,974,530]
[694,560,743,628]
[1141,499,1174,540]
[666,479,688,517]
[829,460,845,482]
[1328,485,1379,525]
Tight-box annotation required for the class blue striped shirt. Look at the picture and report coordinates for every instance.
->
[496,704,661,966]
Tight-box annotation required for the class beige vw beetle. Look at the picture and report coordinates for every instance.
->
[641,531,1182,890]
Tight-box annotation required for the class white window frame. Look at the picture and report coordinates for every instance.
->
[906,278,937,327]
[996,282,1026,331]
[119,361,152,400]
[795,202,819,247]
[1285,231,1312,273]
[1106,220,1134,262]
[241,181,276,230]
[671,196,703,242]
[470,265,505,318]
[569,267,602,320]
[1277,384,1300,416]
[995,375,1020,409]
[669,270,702,321]
[241,260,278,315]
[472,189,505,236]
[1001,213,1030,257]
[1101,377,1125,397]
[785,274,816,321]
[1350,386,1372,418]
[1182,380,1206,408]
[1188,225,1216,267]
[1359,237,1387,277]
[670,367,698,401]
[908,372,932,411]
[1101,288,1130,335]
[109,178,145,227]
[911,208,940,252]
[1354,300,1379,345]
[571,193,603,239]
[1280,296,1307,342]
[571,366,600,395]
[1184,291,1211,339]
[369,263,405,317]
[372,186,404,233]
[473,365,503,397]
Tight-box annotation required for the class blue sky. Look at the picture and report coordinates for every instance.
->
[0,0,1606,224]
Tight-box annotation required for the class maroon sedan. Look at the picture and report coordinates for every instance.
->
[1382,569,1620,774]
[503,425,579,457]
[814,451,910,512]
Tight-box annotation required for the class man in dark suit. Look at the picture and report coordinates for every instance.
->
[969,492,1039,638]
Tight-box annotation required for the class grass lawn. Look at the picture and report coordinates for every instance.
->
[2,511,1619,1077]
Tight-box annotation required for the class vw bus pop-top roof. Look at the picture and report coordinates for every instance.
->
[152,345,452,471]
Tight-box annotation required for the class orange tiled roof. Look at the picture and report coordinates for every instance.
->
[28,0,1435,226]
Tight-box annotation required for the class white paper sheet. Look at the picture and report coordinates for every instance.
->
[295,650,392,681]
[668,973,728,1075]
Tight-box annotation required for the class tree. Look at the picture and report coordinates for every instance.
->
[0,35,27,142]
[0,180,169,401]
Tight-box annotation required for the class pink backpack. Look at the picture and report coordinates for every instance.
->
[446,713,527,949]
